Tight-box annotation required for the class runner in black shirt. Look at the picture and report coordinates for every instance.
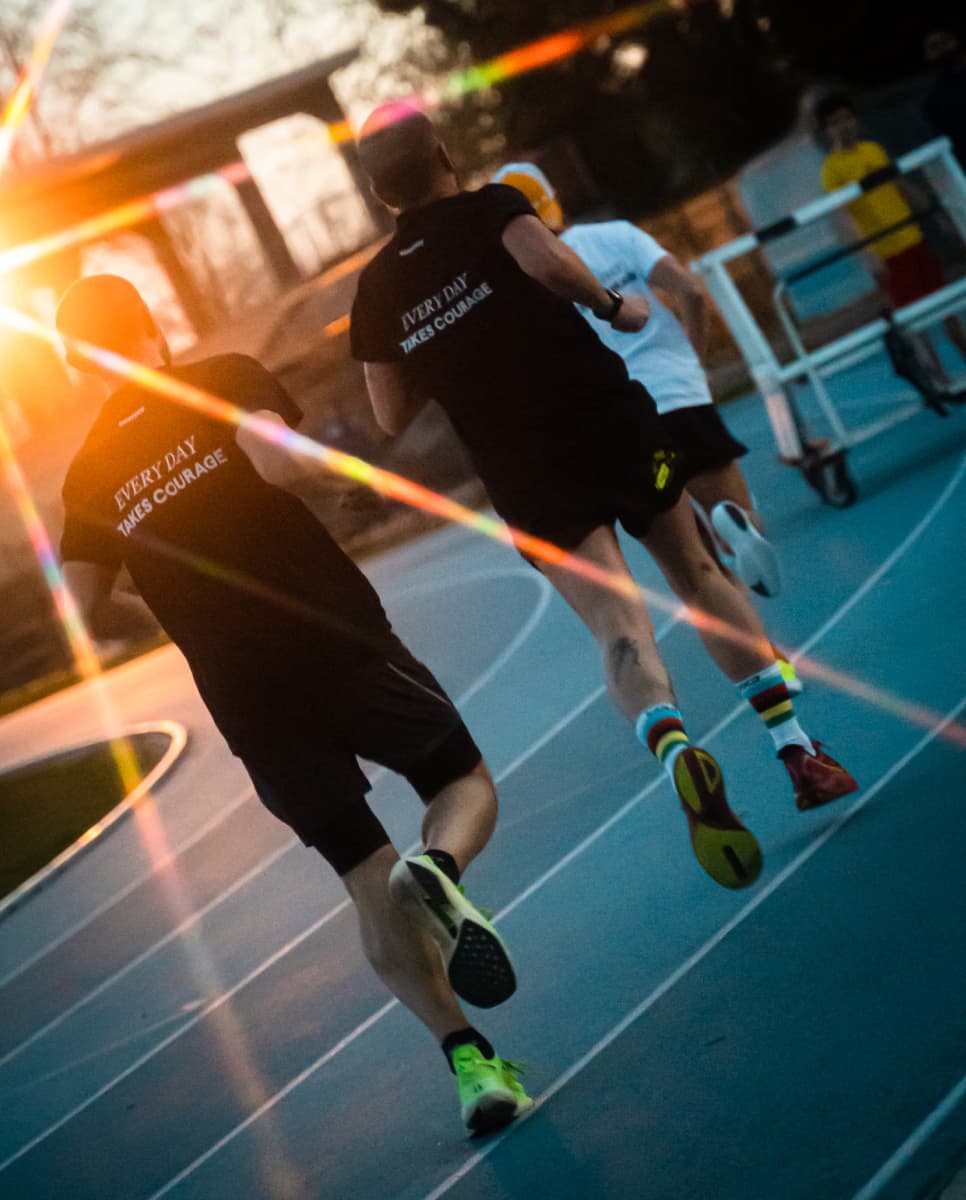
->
[351,105,857,893]
[55,274,531,1133]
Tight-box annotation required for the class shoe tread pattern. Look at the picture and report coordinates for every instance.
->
[406,860,516,1007]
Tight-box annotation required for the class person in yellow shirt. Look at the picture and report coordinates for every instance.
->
[817,92,966,377]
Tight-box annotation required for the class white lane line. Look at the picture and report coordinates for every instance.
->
[139,638,669,1200]
[391,568,554,708]
[0,1004,207,1101]
[0,610,680,1172]
[787,451,965,659]
[0,839,294,1071]
[0,721,188,921]
[850,1071,966,1200]
[423,693,966,1200]
[0,781,258,993]
[10,446,964,1179]
[0,570,551,994]
[139,452,965,1199]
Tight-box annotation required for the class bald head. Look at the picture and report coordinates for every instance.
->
[356,102,456,210]
[56,274,167,373]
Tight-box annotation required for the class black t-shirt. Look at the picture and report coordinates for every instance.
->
[350,185,651,518]
[61,353,395,755]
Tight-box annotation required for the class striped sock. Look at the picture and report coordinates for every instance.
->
[636,704,691,781]
[737,662,814,755]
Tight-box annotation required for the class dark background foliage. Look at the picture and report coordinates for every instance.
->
[373,0,966,213]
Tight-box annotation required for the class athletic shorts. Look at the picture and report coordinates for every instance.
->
[659,404,748,479]
[884,242,945,309]
[499,384,687,553]
[239,642,482,876]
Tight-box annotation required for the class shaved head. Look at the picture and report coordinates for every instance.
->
[56,273,168,372]
[356,102,455,210]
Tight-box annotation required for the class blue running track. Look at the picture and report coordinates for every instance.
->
[0,350,964,1200]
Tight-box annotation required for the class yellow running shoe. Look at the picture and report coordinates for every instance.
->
[673,747,763,889]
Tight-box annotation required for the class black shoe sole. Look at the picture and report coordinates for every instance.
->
[405,860,517,1008]
[467,1096,518,1135]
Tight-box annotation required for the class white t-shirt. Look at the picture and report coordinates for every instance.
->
[561,220,712,415]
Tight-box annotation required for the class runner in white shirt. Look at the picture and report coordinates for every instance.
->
[492,162,782,601]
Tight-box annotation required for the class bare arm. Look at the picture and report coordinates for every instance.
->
[63,560,155,640]
[235,411,358,499]
[501,215,649,332]
[364,361,425,436]
[649,254,711,360]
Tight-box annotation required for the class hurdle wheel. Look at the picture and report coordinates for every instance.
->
[800,450,858,508]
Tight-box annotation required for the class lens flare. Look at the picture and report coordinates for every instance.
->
[1,3,670,279]
[0,0,74,176]
[0,390,142,793]
[1,303,963,750]
[0,160,251,279]
[0,393,299,1197]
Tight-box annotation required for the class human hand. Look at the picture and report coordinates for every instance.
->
[611,293,650,332]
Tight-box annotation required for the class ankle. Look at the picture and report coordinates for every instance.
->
[424,847,461,885]
[441,1026,494,1071]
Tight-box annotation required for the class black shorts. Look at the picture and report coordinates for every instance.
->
[497,384,687,552]
[240,643,482,876]
[660,405,747,479]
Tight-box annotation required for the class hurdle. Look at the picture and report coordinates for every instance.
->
[693,137,966,506]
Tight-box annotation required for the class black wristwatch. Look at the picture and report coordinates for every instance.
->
[593,287,624,324]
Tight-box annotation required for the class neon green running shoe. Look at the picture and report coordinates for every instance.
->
[451,1044,533,1134]
[389,854,516,1007]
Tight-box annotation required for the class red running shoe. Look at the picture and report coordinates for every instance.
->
[780,743,859,811]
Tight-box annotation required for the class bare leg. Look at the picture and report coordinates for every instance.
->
[686,462,763,536]
[420,758,497,877]
[641,494,773,681]
[343,843,470,1040]
[538,524,676,721]
[943,314,966,365]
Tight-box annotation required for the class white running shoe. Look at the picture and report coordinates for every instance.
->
[710,502,782,597]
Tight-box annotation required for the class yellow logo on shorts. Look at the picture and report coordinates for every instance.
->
[652,448,677,491]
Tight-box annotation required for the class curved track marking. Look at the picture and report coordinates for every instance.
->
[0,569,550,993]
[422,693,966,1200]
[5,449,962,1182]
[0,780,257,993]
[132,454,966,1199]
[0,721,187,920]
[0,607,679,1170]
[0,569,571,1072]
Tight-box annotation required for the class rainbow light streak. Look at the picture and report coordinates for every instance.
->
[0,398,299,1193]
[2,301,963,750]
[0,0,74,176]
[1,3,668,278]
[0,160,252,279]
[442,1,671,100]
[0,395,141,795]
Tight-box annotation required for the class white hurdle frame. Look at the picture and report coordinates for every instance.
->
[693,137,966,464]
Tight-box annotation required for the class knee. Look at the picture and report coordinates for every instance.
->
[664,552,718,602]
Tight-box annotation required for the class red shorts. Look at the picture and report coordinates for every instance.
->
[884,242,945,309]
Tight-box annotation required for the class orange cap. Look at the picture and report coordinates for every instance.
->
[492,162,565,232]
